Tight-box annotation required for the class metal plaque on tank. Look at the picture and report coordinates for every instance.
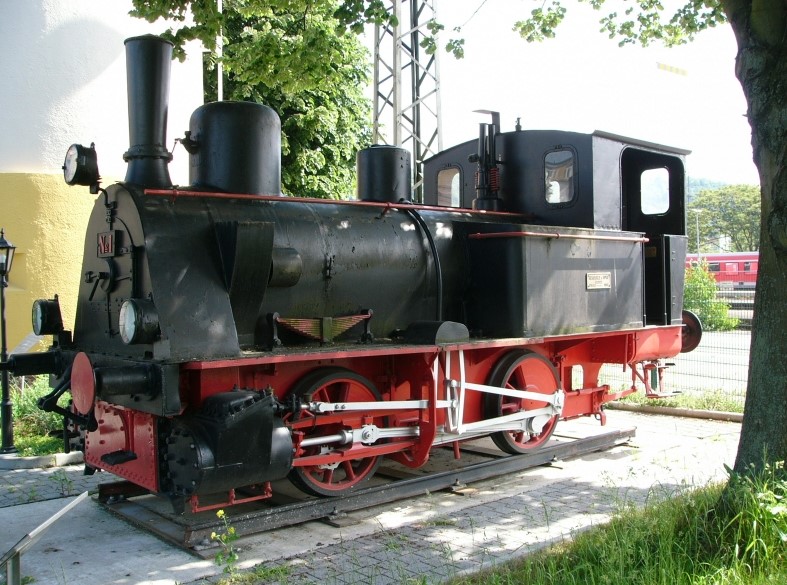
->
[461,223,645,338]
[586,272,612,290]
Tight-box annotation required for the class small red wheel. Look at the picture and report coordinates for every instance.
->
[288,367,383,497]
[484,350,560,454]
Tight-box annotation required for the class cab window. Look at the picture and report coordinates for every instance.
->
[544,149,575,204]
[437,167,461,207]
[641,167,669,215]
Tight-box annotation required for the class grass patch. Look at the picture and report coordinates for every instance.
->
[450,463,787,585]
[616,388,744,414]
[215,563,291,584]
[11,376,66,456]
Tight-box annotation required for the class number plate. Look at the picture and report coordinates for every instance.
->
[97,231,116,258]
[586,272,611,290]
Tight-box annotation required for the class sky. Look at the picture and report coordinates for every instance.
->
[418,0,759,186]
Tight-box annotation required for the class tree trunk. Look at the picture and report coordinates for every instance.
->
[725,0,787,472]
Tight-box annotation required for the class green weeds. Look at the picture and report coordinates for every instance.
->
[210,509,294,584]
[212,509,240,576]
[49,468,75,496]
[617,388,745,413]
[11,376,65,456]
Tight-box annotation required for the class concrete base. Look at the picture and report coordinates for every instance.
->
[0,451,83,470]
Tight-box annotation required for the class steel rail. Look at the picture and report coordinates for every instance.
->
[100,427,635,555]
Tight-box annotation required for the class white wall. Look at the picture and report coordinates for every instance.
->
[0,0,203,184]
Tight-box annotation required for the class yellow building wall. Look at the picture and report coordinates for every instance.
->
[0,172,97,351]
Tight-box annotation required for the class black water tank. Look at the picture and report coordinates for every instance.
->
[356,145,411,202]
[188,101,281,195]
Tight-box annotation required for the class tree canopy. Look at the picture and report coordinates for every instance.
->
[513,0,727,47]
[131,0,372,199]
[689,185,760,253]
[130,0,395,57]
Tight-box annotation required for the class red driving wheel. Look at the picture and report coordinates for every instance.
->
[484,350,560,454]
[288,367,384,497]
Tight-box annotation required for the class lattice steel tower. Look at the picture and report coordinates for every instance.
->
[373,0,443,200]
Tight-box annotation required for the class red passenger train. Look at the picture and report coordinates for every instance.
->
[686,252,758,289]
[6,36,700,513]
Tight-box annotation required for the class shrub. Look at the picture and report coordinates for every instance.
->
[684,262,739,331]
[722,460,787,571]
[11,375,65,456]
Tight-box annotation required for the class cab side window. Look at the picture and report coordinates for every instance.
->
[544,149,576,204]
[437,166,461,207]
[640,167,669,215]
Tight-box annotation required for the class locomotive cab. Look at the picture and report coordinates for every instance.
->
[618,141,688,327]
[423,126,690,328]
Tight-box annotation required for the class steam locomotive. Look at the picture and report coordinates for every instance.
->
[8,35,700,513]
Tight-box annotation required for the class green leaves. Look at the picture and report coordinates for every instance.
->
[445,37,465,59]
[690,185,761,253]
[511,0,726,47]
[130,0,224,57]
[514,3,567,42]
[334,0,395,35]
[130,0,371,199]
[684,262,738,331]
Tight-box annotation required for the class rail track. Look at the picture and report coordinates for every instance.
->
[97,426,635,557]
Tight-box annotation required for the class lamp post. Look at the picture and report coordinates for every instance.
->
[692,209,702,259]
[0,229,16,454]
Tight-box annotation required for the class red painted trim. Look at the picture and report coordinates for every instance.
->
[181,345,442,370]
[288,409,416,430]
[469,231,649,243]
[84,402,159,492]
[142,188,525,218]
[179,326,683,371]
[189,484,272,514]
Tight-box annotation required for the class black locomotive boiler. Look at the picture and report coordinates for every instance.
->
[8,35,700,513]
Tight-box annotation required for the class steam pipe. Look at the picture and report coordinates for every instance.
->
[472,123,502,211]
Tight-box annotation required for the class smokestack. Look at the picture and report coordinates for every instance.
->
[123,35,173,188]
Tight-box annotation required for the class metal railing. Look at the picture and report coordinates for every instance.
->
[600,330,750,403]
[600,297,751,407]
[1,492,89,585]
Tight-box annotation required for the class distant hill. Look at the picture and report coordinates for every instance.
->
[687,177,728,202]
